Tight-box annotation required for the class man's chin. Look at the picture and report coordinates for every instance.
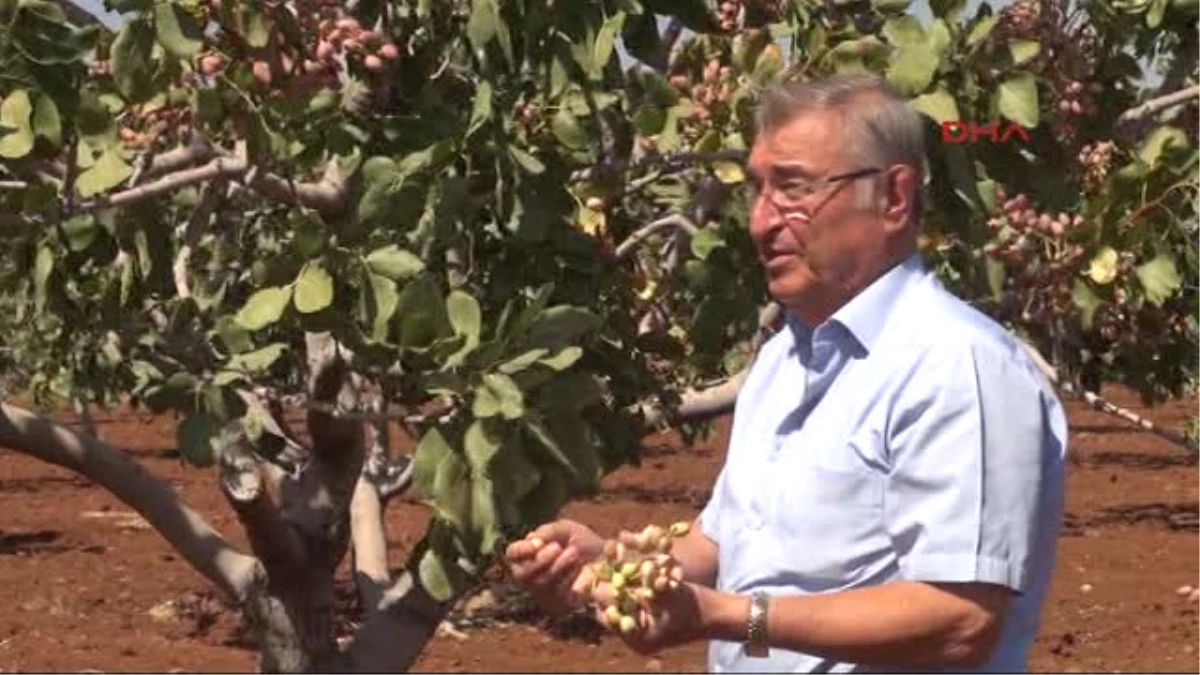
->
[766,278,806,307]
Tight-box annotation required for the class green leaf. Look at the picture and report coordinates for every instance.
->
[242,7,269,48]
[498,348,550,374]
[592,12,625,79]
[1135,254,1181,306]
[1147,0,1168,26]
[1137,126,1188,167]
[552,108,589,150]
[0,90,34,159]
[154,1,203,59]
[468,81,493,137]
[1071,279,1100,330]
[712,161,745,184]
[965,15,1000,47]
[294,264,334,314]
[227,343,288,373]
[540,346,583,371]
[994,72,1039,128]
[361,156,397,185]
[292,212,325,258]
[430,450,472,530]
[366,245,426,281]
[525,306,601,349]
[63,216,97,252]
[521,416,578,477]
[471,477,501,554]
[691,228,726,260]
[473,372,524,420]
[367,272,399,341]
[396,274,452,347]
[418,546,455,602]
[111,18,155,101]
[1007,40,1040,66]
[464,419,502,475]
[177,412,223,468]
[882,16,925,46]
[413,427,452,501]
[31,93,60,147]
[33,244,53,315]
[235,286,293,331]
[508,146,546,175]
[887,43,940,95]
[910,87,960,124]
[467,0,498,56]
[447,290,482,341]
[985,258,1006,299]
[75,150,133,198]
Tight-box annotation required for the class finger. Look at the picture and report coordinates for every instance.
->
[521,542,567,587]
[510,542,563,585]
[569,563,598,599]
[545,544,580,578]
[590,580,617,606]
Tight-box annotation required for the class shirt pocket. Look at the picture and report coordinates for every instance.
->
[769,462,886,585]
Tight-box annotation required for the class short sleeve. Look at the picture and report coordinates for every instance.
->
[883,345,1067,593]
[699,460,729,542]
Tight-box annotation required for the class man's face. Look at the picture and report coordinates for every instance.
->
[746,110,893,322]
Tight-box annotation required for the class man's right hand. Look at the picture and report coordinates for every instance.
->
[505,519,604,615]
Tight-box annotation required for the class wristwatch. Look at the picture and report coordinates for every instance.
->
[743,591,770,658]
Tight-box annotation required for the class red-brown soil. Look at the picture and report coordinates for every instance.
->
[0,386,1196,673]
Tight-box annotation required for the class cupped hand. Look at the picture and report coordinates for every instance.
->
[504,519,604,615]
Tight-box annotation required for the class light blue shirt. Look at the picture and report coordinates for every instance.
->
[699,253,1068,673]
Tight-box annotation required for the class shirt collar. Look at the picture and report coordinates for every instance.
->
[783,253,926,356]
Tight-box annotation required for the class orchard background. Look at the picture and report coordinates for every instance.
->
[0,0,1196,672]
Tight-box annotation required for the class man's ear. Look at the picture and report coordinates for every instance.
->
[881,164,920,234]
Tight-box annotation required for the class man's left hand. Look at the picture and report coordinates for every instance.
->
[589,579,724,654]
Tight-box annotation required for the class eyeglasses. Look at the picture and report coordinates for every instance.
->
[749,167,883,213]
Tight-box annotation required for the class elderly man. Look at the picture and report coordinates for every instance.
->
[505,73,1068,673]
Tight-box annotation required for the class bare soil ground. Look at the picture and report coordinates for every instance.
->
[0,385,1196,673]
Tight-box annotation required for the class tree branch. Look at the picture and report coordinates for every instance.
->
[5,149,346,227]
[343,563,458,673]
[1118,85,1199,123]
[0,402,263,602]
[1016,338,1198,452]
[350,476,390,614]
[659,19,684,72]
[569,149,747,183]
[615,213,699,259]
[173,180,223,300]
[219,433,307,577]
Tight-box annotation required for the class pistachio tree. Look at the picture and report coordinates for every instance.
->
[0,0,1195,671]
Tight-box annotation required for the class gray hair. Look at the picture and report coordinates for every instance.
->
[756,73,927,222]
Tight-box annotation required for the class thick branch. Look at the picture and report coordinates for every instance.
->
[658,19,684,72]
[616,213,699,259]
[645,303,784,425]
[343,566,457,673]
[7,151,346,227]
[1118,85,1200,123]
[350,477,390,614]
[145,135,217,179]
[173,181,223,299]
[1113,84,1200,123]
[219,434,307,576]
[674,368,750,420]
[0,402,262,602]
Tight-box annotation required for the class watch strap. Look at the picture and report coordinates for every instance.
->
[743,591,770,658]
